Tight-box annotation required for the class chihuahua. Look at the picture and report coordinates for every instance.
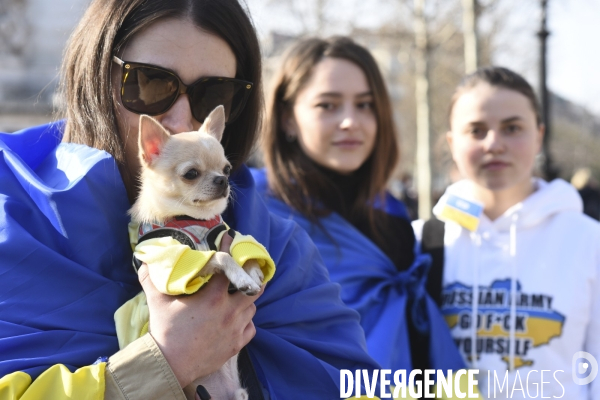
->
[129,105,264,400]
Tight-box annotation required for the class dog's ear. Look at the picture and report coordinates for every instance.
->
[199,105,226,142]
[139,115,170,166]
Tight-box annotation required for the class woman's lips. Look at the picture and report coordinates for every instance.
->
[333,140,362,149]
[482,160,509,170]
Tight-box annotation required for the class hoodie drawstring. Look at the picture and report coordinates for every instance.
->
[470,232,481,368]
[509,213,519,371]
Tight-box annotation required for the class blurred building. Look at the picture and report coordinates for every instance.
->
[0,0,86,132]
[550,94,600,178]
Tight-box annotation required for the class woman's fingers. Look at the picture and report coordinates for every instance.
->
[137,262,150,285]
[219,230,234,253]
[138,262,161,300]
[241,302,257,343]
[203,269,233,294]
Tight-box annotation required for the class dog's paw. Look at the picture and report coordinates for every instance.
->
[243,261,264,287]
[233,388,249,400]
[247,267,264,287]
[237,284,260,296]
[230,273,261,296]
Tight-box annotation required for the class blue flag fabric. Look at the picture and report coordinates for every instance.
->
[0,122,380,399]
[251,168,465,372]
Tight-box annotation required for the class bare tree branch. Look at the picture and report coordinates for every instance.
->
[462,0,479,73]
[413,0,433,219]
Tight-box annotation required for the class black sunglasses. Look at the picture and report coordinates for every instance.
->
[113,56,253,124]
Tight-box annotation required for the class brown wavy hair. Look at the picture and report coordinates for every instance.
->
[262,37,399,228]
[57,0,262,199]
[449,66,541,126]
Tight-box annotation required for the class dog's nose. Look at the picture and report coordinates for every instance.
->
[213,175,228,188]
[213,176,229,197]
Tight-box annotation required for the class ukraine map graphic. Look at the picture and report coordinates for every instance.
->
[441,279,565,368]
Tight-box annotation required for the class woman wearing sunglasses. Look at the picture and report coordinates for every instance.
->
[0,1,381,399]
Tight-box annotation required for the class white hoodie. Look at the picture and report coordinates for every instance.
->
[413,178,600,399]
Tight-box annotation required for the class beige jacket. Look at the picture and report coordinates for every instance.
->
[105,334,187,399]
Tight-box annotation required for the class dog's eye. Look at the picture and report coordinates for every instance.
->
[223,165,231,176]
[183,169,200,180]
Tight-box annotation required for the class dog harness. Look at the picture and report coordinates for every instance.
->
[133,215,228,270]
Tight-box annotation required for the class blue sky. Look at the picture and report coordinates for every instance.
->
[547,0,600,114]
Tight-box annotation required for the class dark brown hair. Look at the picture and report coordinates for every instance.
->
[262,37,399,229]
[58,0,262,193]
[449,66,541,126]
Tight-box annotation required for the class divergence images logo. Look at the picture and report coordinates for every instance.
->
[573,351,598,385]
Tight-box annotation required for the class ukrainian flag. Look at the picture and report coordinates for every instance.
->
[437,194,484,232]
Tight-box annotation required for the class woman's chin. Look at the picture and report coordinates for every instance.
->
[473,176,513,192]
[326,162,362,175]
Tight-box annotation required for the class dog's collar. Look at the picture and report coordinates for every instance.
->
[172,215,212,221]
[162,215,223,230]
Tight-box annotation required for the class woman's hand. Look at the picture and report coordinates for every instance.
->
[138,233,261,388]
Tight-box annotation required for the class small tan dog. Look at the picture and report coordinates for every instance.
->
[129,106,265,400]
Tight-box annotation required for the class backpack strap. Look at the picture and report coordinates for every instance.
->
[238,346,266,400]
[421,217,445,307]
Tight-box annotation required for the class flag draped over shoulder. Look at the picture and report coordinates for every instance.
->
[251,168,465,373]
[0,123,380,399]
[0,122,140,380]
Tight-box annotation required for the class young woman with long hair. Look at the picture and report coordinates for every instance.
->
[253,36,465,376]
